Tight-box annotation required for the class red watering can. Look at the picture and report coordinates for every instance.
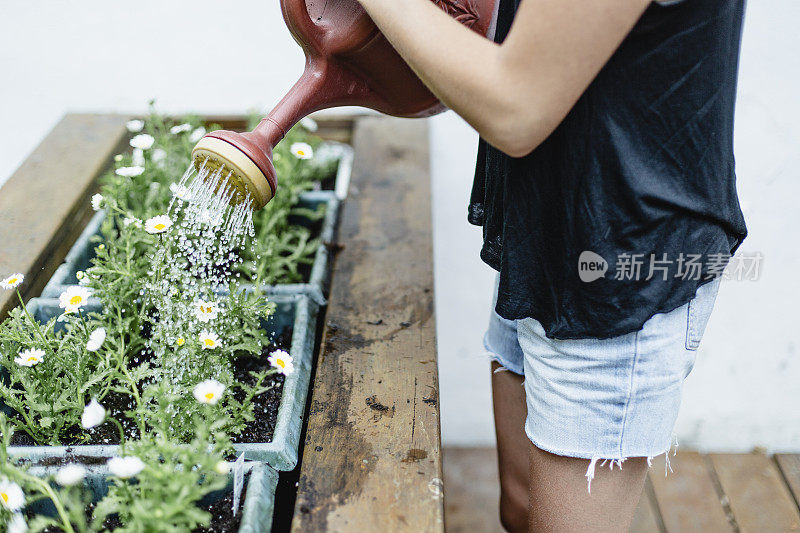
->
[192,0,498,209]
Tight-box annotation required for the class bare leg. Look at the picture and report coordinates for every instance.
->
[491,361,529,532]
[528,445,648,532]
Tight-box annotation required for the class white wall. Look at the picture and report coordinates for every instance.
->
[430,112,496,446]
[0,1,306,184]
[1,1,798,451]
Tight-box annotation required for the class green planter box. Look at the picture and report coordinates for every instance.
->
[24,462,279,533]
[5,292,318,471]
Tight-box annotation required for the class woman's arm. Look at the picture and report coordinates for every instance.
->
[357,0,651,157]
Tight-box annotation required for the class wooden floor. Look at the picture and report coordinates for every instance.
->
[444,447,800,532]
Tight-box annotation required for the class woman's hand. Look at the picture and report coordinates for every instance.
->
[356,0,651,157]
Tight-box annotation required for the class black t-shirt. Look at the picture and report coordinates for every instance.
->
[469,0,748,339]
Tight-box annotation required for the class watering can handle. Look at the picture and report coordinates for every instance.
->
[282,0,325,52]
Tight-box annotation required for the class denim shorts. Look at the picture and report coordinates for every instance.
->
[484,276,720,487]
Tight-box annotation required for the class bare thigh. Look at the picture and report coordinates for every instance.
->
[492,360,649,532]
[528,446,648,532]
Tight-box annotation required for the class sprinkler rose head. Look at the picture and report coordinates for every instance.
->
[191,130,277,210]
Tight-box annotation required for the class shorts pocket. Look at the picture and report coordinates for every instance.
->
[685,279,721,351]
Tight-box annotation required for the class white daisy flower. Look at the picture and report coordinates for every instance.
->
[214,461,231,475]
[86,327,106,352]
[115,166,145,177]
[125,119,144,133]
[81,399,106,429]
[299,117,319,132]
[0,479,24,511]
[290,142,314,160]
[7,512,27,533]
[107,456,145,479]
[55,464,87,486]
[144,215,172,234]
[14,348,45,367]
[152,148,167,168]
[194,300,219,323]
[169,182,191,201]
[129,133,154,150]
[193,379,225,405]
[268,349,295,375]
[170,123,192,134]
[132,148,145,166]
[189,127,207,143]
[198,330,221,350]
[59,286,92,312]
[1,273,24,290]
[91,193,103,211]
[176,336,186,347]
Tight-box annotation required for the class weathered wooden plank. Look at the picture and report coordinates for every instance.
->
[631,482,662,533]
[292,116,443,532]
[648,452,731,532]
[0,114,129,318]
[775,454,800,510]
[711,453,800,532]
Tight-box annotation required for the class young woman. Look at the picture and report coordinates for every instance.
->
[354,0,747,530]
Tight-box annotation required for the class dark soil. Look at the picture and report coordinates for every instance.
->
[31,454,110,467]
[318,174,335,191]
[9,327,293,448]
[194,484,247,532]
[7,388,140,447]
[230,328,291,443]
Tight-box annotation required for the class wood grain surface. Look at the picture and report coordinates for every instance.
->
[0,114,128,318]
[649,451,732,532]
[292,116,444,532]
[711,452,800,532]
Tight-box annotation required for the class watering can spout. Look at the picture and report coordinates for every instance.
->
[192,0,498,210]
[251,59,374,149]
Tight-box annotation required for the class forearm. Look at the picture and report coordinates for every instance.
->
[356,0,650,157]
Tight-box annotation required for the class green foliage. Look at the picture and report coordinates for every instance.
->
[0,300,115,444]
[0,108,340,529]
[0,416,91,533]
[240,122,337,285]
[0,414,233,533]
[91,423,230,532]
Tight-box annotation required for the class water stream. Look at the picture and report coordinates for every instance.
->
[142,160,258,388]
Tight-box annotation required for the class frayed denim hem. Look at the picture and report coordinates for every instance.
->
[483,333,524,375]
[585,437,678,493]
[524,421,680,493]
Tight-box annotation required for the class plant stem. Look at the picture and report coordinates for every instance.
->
[106,416,127,454]
[23,473,76,533]
[17,289,52,355]
[120,366,146,434]
[77,308,91,337]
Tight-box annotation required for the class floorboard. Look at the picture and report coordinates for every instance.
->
[710,452,800,532]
